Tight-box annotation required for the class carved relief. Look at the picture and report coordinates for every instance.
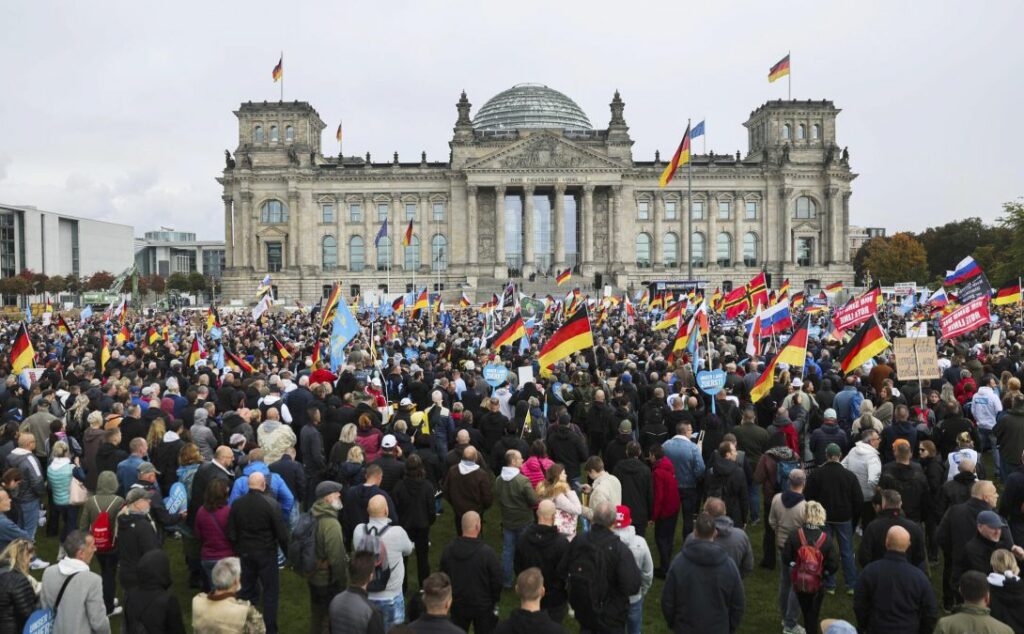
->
[500,136,588,169]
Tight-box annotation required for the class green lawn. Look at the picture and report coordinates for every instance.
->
[30,500,933,634]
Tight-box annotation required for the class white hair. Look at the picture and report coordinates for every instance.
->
[211,557,241,591]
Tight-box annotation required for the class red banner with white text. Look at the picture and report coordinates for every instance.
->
[940,296,990,340]
[834,288,880,331]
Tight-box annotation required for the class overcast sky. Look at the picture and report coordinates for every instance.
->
[1,1,1021,240]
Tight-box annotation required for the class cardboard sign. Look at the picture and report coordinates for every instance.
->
[940,296,990,340]
[835,288,880,331]
[893,337,941,381]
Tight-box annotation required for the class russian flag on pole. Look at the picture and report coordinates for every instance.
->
[927,287,949,307]
[945,256,982,286]
[746,299,792,336]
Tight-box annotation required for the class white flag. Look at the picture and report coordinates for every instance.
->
[252,295,272,321]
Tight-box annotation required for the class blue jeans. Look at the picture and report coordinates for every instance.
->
[748,485,761,523]
[369,594,405,631]
[627,599,643,634]
[979,428,1002,479]
[823,521,857,591]
[778,551,801,628]
[502,526,527,587]
[18,499,40,541]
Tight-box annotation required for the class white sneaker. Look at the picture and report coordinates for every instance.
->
[30,558,49,570]
[783,626,806,634]
[107,606,123,617]
[57,547,65,561]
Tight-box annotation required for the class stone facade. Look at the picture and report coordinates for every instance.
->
[218,88,855,303]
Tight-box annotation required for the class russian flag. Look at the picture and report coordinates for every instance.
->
[945,256,982,286]
[745,300,792,336]
[927,287,949,307]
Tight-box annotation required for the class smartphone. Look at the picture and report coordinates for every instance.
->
[697,430,705,444]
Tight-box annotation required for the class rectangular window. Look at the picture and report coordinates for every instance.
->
[405,203,417,221]
[267,243,282,272]
[377,203,389,222]
[745,201,757,220]
[432,202,445,222]
[691,201,704,220]
[666,201,677,220]
[322,285,333,299]
[638,201,650,220]
[349,203,362,222]
[797,237,814,267]
[321,204,334,224]
[718,201,731,219]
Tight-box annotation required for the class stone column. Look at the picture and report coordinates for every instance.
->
[288,190,300,268]
[553,183,566,269]
[781,188,793,264]
[392,195,403,270]
[240,192,254,268]
[494,185,506,275]
[581,184,594,266]
[222,196,234,268]
[523,185,535,274]
[842,192,852,262]
[608,186,620,265]
[707,192,718,267]
[826,187,840,264]
[733,192,743,267]
[362,193,374,268]
[466,186,478,267]
[652,191,664,266]
[419,194,430,274]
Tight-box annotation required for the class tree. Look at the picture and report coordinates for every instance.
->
[859,232,929,285]
[147,274,166,294]
[188,272,208,293]
[136,275,149,295]
[44,275,66,295]
[166,273,191,293]
[85,271,115,291]
[852,237,882,286]
[0,276,32,306]
[64,275,82,294]
[992,200,1024,288]
[915,217,992,281]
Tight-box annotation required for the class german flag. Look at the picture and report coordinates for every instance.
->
[791,291,805,309]
[9,323,34,373]
[459,293,471,308]
[391,295,405,312]
[488,312,527,350]
[187,337,203,367]
[57,315,71,336]
[115,324,130,345]
[226,350,254,375]
[100,332,110,373]
[321,284,342,331]
[556,268,571,286]
[750,318,809,403]
[539,305,594,376]
[311,341,321,365]
[768,54,790,82]
[649,292,664,311]
[659,123,691,188]
[147,326,159,345]
[710,288,723,313]
[402,220,414,247]
[162,324,170,342]
[639,289,650,308]
[654,300,685,331]
[272,55,283,82]
[838,315,890,375]
[272,336,291,360]
[206,306,220,330]
[412,288,429,316]
[669,311,699,362]
[992,282,1022,306]
[335,122,343,143]
[825,281,843,294]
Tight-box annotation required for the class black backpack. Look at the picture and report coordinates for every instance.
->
[565,533,613,628]
[287,512,322,576]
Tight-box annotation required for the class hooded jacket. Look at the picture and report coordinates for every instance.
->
[439,536,502,611]
[972,385,1002,430]
[545,423,588,479]
[78,471,124,533]
[652,456,681,520]
[117,509,160,587]
[40,556,109,634]
[805,459,863,524]
[228,461,295,520]
[769,490,806,550]
[994,405,1024,468]
[809,422,849,467]
[393,476,436,532]
[495,467,539,530]
[753,445,799,499]
[443,461,493,518]
[987,572,1024,633]
[125,550,186,634]
[662,538,745,633]
[842,440,882,499]
[257,419,297,464]
[880,421,919,464]
[5,448,43,503]
[768,417,799,455]
[686,515,755,578]
[514,523,569,610]
[704,453,748,527]
[309,498,347,588]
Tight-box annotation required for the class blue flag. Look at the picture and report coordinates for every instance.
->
[24,306,31,324]
[374,218,388,247]
[329,299,361,373]
[214,344,225,370]
[80,305,93,322]
[691,120,706,139]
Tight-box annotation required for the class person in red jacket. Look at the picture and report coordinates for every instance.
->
[650,444,681,577]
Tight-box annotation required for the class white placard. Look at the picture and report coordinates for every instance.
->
[517,365,535,386]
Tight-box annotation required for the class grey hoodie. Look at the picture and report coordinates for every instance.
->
[686,515,754,577]
[190,410,217,461]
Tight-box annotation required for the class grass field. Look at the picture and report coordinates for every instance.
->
[28,497,954,634]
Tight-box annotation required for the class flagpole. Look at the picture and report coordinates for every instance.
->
[788,50,792,100]
[280,51,284,102]
[686,118,693,282]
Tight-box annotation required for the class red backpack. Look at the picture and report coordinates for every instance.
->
[790,528,827,593]
[90,499,118,553]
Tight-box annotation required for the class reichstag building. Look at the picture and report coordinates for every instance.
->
[218,83,855,303]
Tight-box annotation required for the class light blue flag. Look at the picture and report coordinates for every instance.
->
[80,305,93,322]
[24,306,31,324]
[209,326,223,340]
[214,344,225,370]
[691,120,705,139]
[329,299,360,373]
[896,292,916,316]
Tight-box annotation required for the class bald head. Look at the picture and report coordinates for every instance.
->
[367,494,388,519]
[703,497,727,518]
[456,429,470,444]
[959,458,976,474]
[972,480,997,501]
[537,499,556,525]
[885,525,911,553]
[461,511,481,537]
[248,472,265,491]
[462,446,478,462]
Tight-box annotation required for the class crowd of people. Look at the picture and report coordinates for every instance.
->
[0,288,1023,634]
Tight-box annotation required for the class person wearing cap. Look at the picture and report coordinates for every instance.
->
[308,480,348,634]
[804,441,862,596]
[854,526,938,634]
[611,504,654,634]
[961,510,1024,581]
[372,434,406,495]
[809,408,849,468]
[117,486,160,627]
[130,460,185,532]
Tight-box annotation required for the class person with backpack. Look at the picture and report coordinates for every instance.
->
[439,510,502,633]
[782,501,839,634]
[38,530,110,634]
[300,480,348,634]
[804,443,863,596]
[557,502,641,633]
[352,494,415,631]
[768,468,806,634]
[753,433,801,570]
[661,512,745,633]
[76,470,123,616]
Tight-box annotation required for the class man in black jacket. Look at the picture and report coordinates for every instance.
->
[858,489,928,571]
[546,416,588,486]
[227,472,290,634]
[494,567,567,634]
[960,511,1024,580]
[514,500,570,623]
[854,526,938,634]
[299,405,327,509]
[662,512,745,633]
[117,488,161,631]
[880,440,931,523]
[937,480,1006,611]
[439,511,502,633]
[188,446,235,530]
[804,443,863,595]
[558,502,641,632]
[589,390,618,455]
[602,420,633,475]
[703,441,748,529]
[613,441,653,540]
[373,434,407,494]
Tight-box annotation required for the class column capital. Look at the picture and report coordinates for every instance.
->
[827,185,842,199]
[523,184,535,196]
[240,191,254,203]
[495,184,506,195]
[553,182,566,194]
[654,190,664,201]
[222,195,234,204]
[467,185,478,195]
[582,183,595,194]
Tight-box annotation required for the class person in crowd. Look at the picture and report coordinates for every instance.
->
[407,572,463,633]
[229,448,296,522]
[5,433,45,545]
[611,505,654,634]
[328,551,385,634]
[854,525,938,634]
[858,489,927,571]
[300,406,329,509]
[0,538,37,633]
[662,421,704,541]
[40,530,110,634]
[961,510,1024,579]
[580,455,622,521]
[804,442,862,595]
[353,494,415,630]
[495,449,539,588]
[687,497,754,578]
[879,439,930,523]
[308,481,348,634]
[270,446,307,504]
[514,500,569,624]
[439,510,502,633]
[987,548,1024,632]
[494,567,566,634]
[809,409,848,467]
[124,549,186,634]
[0,488,28,553]
[704,440,749,529]
[973,375,1003,477]
[754,432,801,570]
[116,437,148,497]
[782,501,838,634]
[393,453,436,589]
[933,570,1013,634]
[373,434,406,495]
[769,468,806,633]
[443,445,493,536]
[194,477,235,589]
[118,486,161,625]
[192,556,267,634]
[342,464,398,547]
[534,463,583,541]
[938,479,1005,611]
[999,447,1024,544]
[46,440,85,544]
[77,470,123,615]
[520,439,553,490]
[732,405,770,524]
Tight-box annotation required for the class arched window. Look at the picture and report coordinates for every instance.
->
[635,233,652,268]
[269,125,279,142]
[798,124,806,140]
[322,236,337,271]
[812,124,821,140]
[663,232,678,267]
[260,200,288,224]
[285,125,295,141]
[253,125,264,144]
[783,124,792,140]
[691,232,705,268]
[743,232,759,267]
[717,233,732,267]
[795,196,817,219]
[376,236,392,270]
[431,234,447,271]
[349,236,365,272]
[404,234,420,271]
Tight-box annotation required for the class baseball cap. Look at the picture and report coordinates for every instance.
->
[823,408,837,420]
[229,433,246,447]
[125,488,149,505]
[791,377,803,388]
[399,397,413,407]
[977,510,1005,529]
[137,462,160,476]
[315,481,344,499]
[614,505,632,529]
[618,420,632,434]
[381,434,397,449]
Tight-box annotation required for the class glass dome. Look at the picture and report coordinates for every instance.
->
[472,83,592,132]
